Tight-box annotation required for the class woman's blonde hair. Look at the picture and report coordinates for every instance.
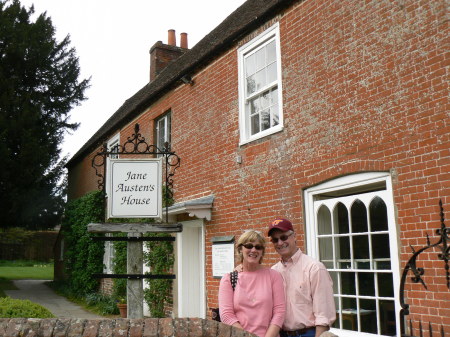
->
[236,230,266,264]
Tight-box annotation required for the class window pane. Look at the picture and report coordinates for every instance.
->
[353,234,369,260]
[247,74,256,95]
[167,114,171,145]
[358,272,374,296]
[372,233,390,259]
[157,119,165,149]
[360,299,377,334]
[255,47,265,70]
[245,53,256,76]
[341,298,357,331]
[370,197,388,231]
[261,91,270,109]
[336,236,350,268]
[379,300,396,336]
[334,202,349,234]
[250,97,259,115]
[261,109,270,131]
[266,40,276,63]
[318,205,332,235]
[255,69,266,91]
[251,114,260,135]
[378,273,394,297]
[319,237,333,261]
[341,272,355,295]
[351,199,368,233]
[270,87,278,104]
[376,260,391,270]
[267,62,277,83]
[271,104,279,126]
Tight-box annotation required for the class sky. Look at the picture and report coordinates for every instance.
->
[19,0,247,160]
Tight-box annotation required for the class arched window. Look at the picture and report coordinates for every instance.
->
[304,172,400,336]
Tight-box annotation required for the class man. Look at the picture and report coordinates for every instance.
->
[268,218,336,337]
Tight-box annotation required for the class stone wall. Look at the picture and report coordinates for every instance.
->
[0,318,257,337]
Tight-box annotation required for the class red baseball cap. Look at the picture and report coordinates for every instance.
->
[268,218,294,236]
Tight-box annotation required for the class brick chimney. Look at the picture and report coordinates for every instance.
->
[149,29,189,82]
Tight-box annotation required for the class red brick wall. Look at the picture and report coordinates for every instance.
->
[67,148,107,200]
[67,0,449,333]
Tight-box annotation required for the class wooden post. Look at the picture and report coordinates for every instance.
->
[127,232,143,318]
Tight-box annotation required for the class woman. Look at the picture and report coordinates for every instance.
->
[219,230,285,337]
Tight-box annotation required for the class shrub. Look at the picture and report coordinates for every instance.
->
[0,297,55,318]
[85,292,118,315]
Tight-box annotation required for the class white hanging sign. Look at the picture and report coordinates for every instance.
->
[107,158,162,219]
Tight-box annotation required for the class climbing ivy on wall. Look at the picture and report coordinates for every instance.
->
[61,190,104,296]
[62,186,175,316]
[144,233,175,317]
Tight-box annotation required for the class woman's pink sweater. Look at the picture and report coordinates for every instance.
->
[219,268,286,337]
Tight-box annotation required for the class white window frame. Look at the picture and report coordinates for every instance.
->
[155,111,171,154]
[238,23,283,145]
[304,172,401,337]
[108,133,120,159]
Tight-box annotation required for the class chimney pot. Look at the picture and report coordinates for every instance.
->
[180,32,188,49]
[168,29,176,46]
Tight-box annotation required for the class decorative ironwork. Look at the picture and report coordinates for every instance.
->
[91,123,181,222]
[403,318,446,337]
[399,199,449,335]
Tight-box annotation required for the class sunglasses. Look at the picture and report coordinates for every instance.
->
[270,232,294,243]
[241,243,264,250]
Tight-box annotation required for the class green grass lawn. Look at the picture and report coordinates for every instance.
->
[0,260,53,297]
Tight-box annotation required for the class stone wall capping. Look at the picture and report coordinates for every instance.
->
[0,318,258,337]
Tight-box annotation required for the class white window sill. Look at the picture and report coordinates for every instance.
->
[239,125,284,146]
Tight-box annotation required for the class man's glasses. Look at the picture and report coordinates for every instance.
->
[270,232,294,243]
[241,243,264,250]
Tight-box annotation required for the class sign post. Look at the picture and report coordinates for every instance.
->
[88,123,182,319]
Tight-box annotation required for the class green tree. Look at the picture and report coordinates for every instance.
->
[0,0,90,229]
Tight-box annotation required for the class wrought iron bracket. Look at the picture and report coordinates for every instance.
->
[399,199,449,321]
[91,123,181,223]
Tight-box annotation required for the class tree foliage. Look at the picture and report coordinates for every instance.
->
[0,0,90,229]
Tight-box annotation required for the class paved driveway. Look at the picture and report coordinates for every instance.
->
[4,280,104,319]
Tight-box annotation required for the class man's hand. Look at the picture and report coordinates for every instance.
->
[315,325,329,337]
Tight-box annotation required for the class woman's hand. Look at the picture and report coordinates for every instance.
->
[264,324,281,337]
[232,322,244,330]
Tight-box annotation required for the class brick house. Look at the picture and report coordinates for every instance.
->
[64,0,449,336]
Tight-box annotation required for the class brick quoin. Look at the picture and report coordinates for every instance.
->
[65,0,449,335]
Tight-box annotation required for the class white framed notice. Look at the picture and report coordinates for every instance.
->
[107,158,162,219]
[212,243,235,278]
